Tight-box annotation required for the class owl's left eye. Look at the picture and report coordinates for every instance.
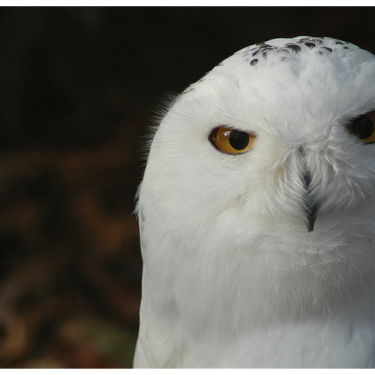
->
[347,111,375,144]
[209,126,256,154]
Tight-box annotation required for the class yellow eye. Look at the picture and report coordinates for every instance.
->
[209,126,256,154]
[347,111,375,144]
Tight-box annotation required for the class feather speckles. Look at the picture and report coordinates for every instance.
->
[304,42,316,48]
[242,36,352,68]
[322,47,333,53]
[285,43,302,52]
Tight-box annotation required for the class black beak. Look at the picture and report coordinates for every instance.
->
[302,170,319,232]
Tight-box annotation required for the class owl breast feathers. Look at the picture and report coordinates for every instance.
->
[134,37,375,368]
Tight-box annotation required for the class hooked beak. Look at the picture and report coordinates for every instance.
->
[299,146,319,232]
[302,170,319,232]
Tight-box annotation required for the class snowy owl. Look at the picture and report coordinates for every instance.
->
[133,36,375,368]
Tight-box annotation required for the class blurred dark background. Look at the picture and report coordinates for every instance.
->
[0,7,374,368]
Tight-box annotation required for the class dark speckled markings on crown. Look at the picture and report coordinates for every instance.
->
[242,37,352,68]
[183,37,352,93]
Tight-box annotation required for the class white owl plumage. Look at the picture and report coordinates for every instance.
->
[134,36,375,367]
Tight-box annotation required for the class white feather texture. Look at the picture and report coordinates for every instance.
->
[133,36,375,367]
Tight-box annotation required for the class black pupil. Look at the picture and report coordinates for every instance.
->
[229,130,249,150]
[352,116,374,139]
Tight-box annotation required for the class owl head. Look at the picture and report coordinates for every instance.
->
[137,37,375,321]
[140,36,375,237]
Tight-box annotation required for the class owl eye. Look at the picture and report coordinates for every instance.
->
[347,112,375,144]
[209,126,256,154]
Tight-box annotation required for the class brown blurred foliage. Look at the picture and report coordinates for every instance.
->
[0,111,144,367]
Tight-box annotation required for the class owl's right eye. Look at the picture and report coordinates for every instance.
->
[347,111,375,144]
[209,126,256,154]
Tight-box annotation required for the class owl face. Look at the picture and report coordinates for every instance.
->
[138,38,375,317]
[141,37,375,249]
